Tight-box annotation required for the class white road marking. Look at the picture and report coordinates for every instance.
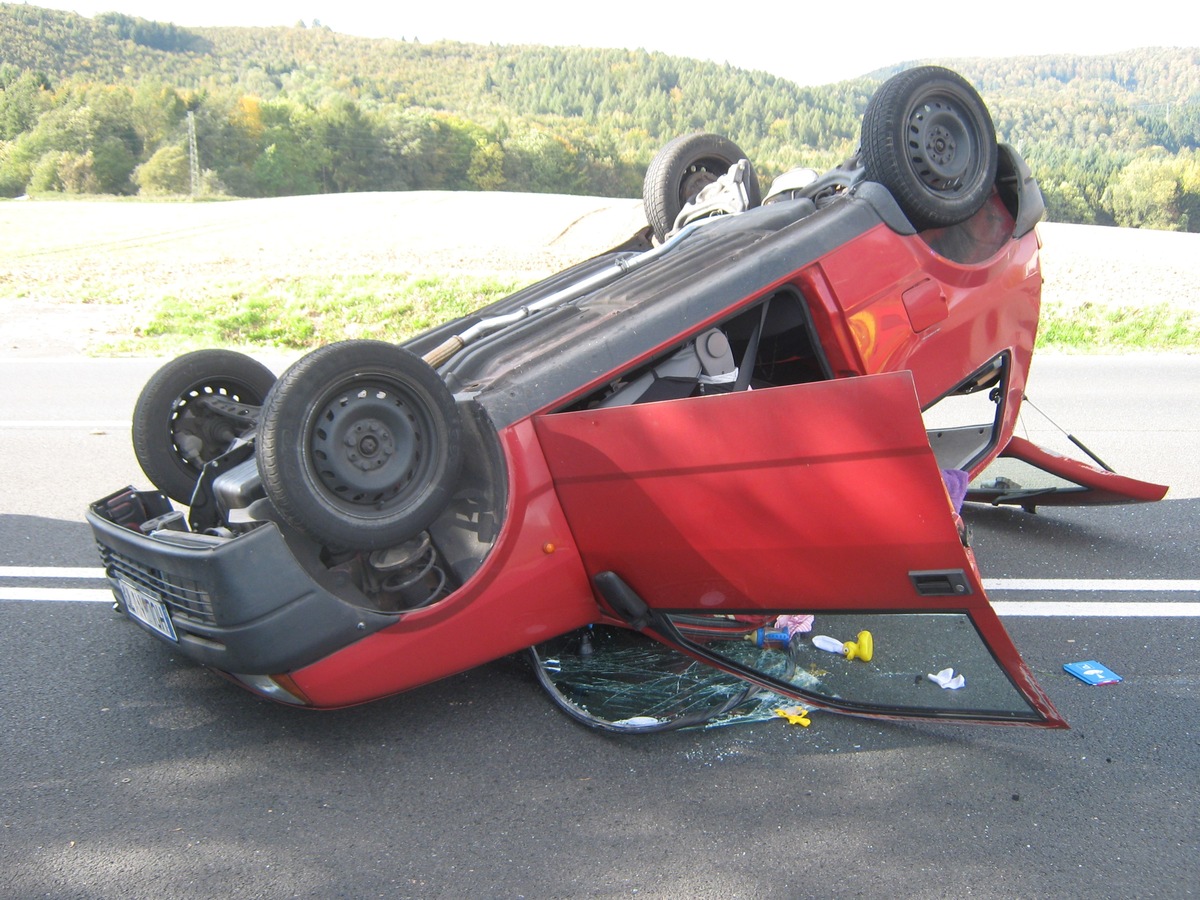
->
[6,569,1197,590]
[0,567,112,602]
[1,570,1198,613]
[0,421,130,428]
[0,567,107,579]
[992,601,1200,617]
[0,588,114,602]
[984,578,1200,592]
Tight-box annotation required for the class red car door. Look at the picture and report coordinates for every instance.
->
[534,372,1066,727]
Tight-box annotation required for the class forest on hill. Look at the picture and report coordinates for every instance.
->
[1,3,1199,229]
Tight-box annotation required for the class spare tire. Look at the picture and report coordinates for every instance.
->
[132,349,276,503]
[256,341,463,550]
[861,66,998,230]
[642,133,762,241]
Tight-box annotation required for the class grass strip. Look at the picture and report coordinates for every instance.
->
[1036,301,1200,352]
[100,273,524,354]
[96,285,1200,356]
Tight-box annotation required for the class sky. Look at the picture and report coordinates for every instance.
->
[25,1,1200,86]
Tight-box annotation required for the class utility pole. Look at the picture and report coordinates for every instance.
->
[187,110,200,197]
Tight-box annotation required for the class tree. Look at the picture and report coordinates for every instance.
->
[1042,179,1096,224]
[252,139,321,196]
[1105,152,1200,231]
[501,126,584,194]
[468,139,505,191]
[310,98,389,192]
[29,149,103,193]
[2,82,140,194]
[0,69,52,141]
[382,110,482,191]
[131,79,186,152]
[133,143,189,194]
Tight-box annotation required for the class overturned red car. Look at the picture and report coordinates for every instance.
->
[87,67,1166,731]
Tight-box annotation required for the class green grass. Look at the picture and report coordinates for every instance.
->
[9,196,1197,357]
[106,290,1200,356]
[1036,301,1200,352]
[100,273,525,354]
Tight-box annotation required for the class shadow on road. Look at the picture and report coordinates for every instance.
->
[0,513,98,567]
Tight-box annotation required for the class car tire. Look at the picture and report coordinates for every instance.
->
[132,349,276,504]
[642,133,762,242]
[861,66,998,230]
[256,340,463,550]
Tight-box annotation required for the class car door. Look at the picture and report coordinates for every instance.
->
[533,371,1066,727]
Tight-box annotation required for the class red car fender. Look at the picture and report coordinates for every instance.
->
[289,419,599,707]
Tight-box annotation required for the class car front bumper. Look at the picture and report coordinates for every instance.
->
[87,487,395,675]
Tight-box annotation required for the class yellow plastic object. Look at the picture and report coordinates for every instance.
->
[774,707,812,726]
[843,630,874,662]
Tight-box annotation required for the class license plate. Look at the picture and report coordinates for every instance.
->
[117,579,178,642]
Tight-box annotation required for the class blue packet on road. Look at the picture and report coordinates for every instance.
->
[1064,660,1122,685]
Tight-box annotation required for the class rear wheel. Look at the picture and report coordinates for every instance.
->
[256,341,463,550]
[642,133,762,241]
[132,350,276,503]
[861,66,997,230]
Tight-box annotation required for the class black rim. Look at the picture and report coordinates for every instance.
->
[302,374,441,518]
[905,91,979,195]
[677,156,729,205]
[168,379,262,470]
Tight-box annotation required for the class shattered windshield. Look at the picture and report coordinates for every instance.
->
[532,610,1040,731]
[531,625,815,733]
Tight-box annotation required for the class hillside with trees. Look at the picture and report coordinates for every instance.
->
[1,3,1198,229]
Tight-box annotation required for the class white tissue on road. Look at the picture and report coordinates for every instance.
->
[927,668,966,690]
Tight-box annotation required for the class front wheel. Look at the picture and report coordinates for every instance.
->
[256,340,463,550]
[132,349,276,503]
[860,66,997,230]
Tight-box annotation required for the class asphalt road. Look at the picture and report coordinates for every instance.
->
[1,354,1197,899]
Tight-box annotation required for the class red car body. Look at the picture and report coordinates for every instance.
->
[88,140,1166,730]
